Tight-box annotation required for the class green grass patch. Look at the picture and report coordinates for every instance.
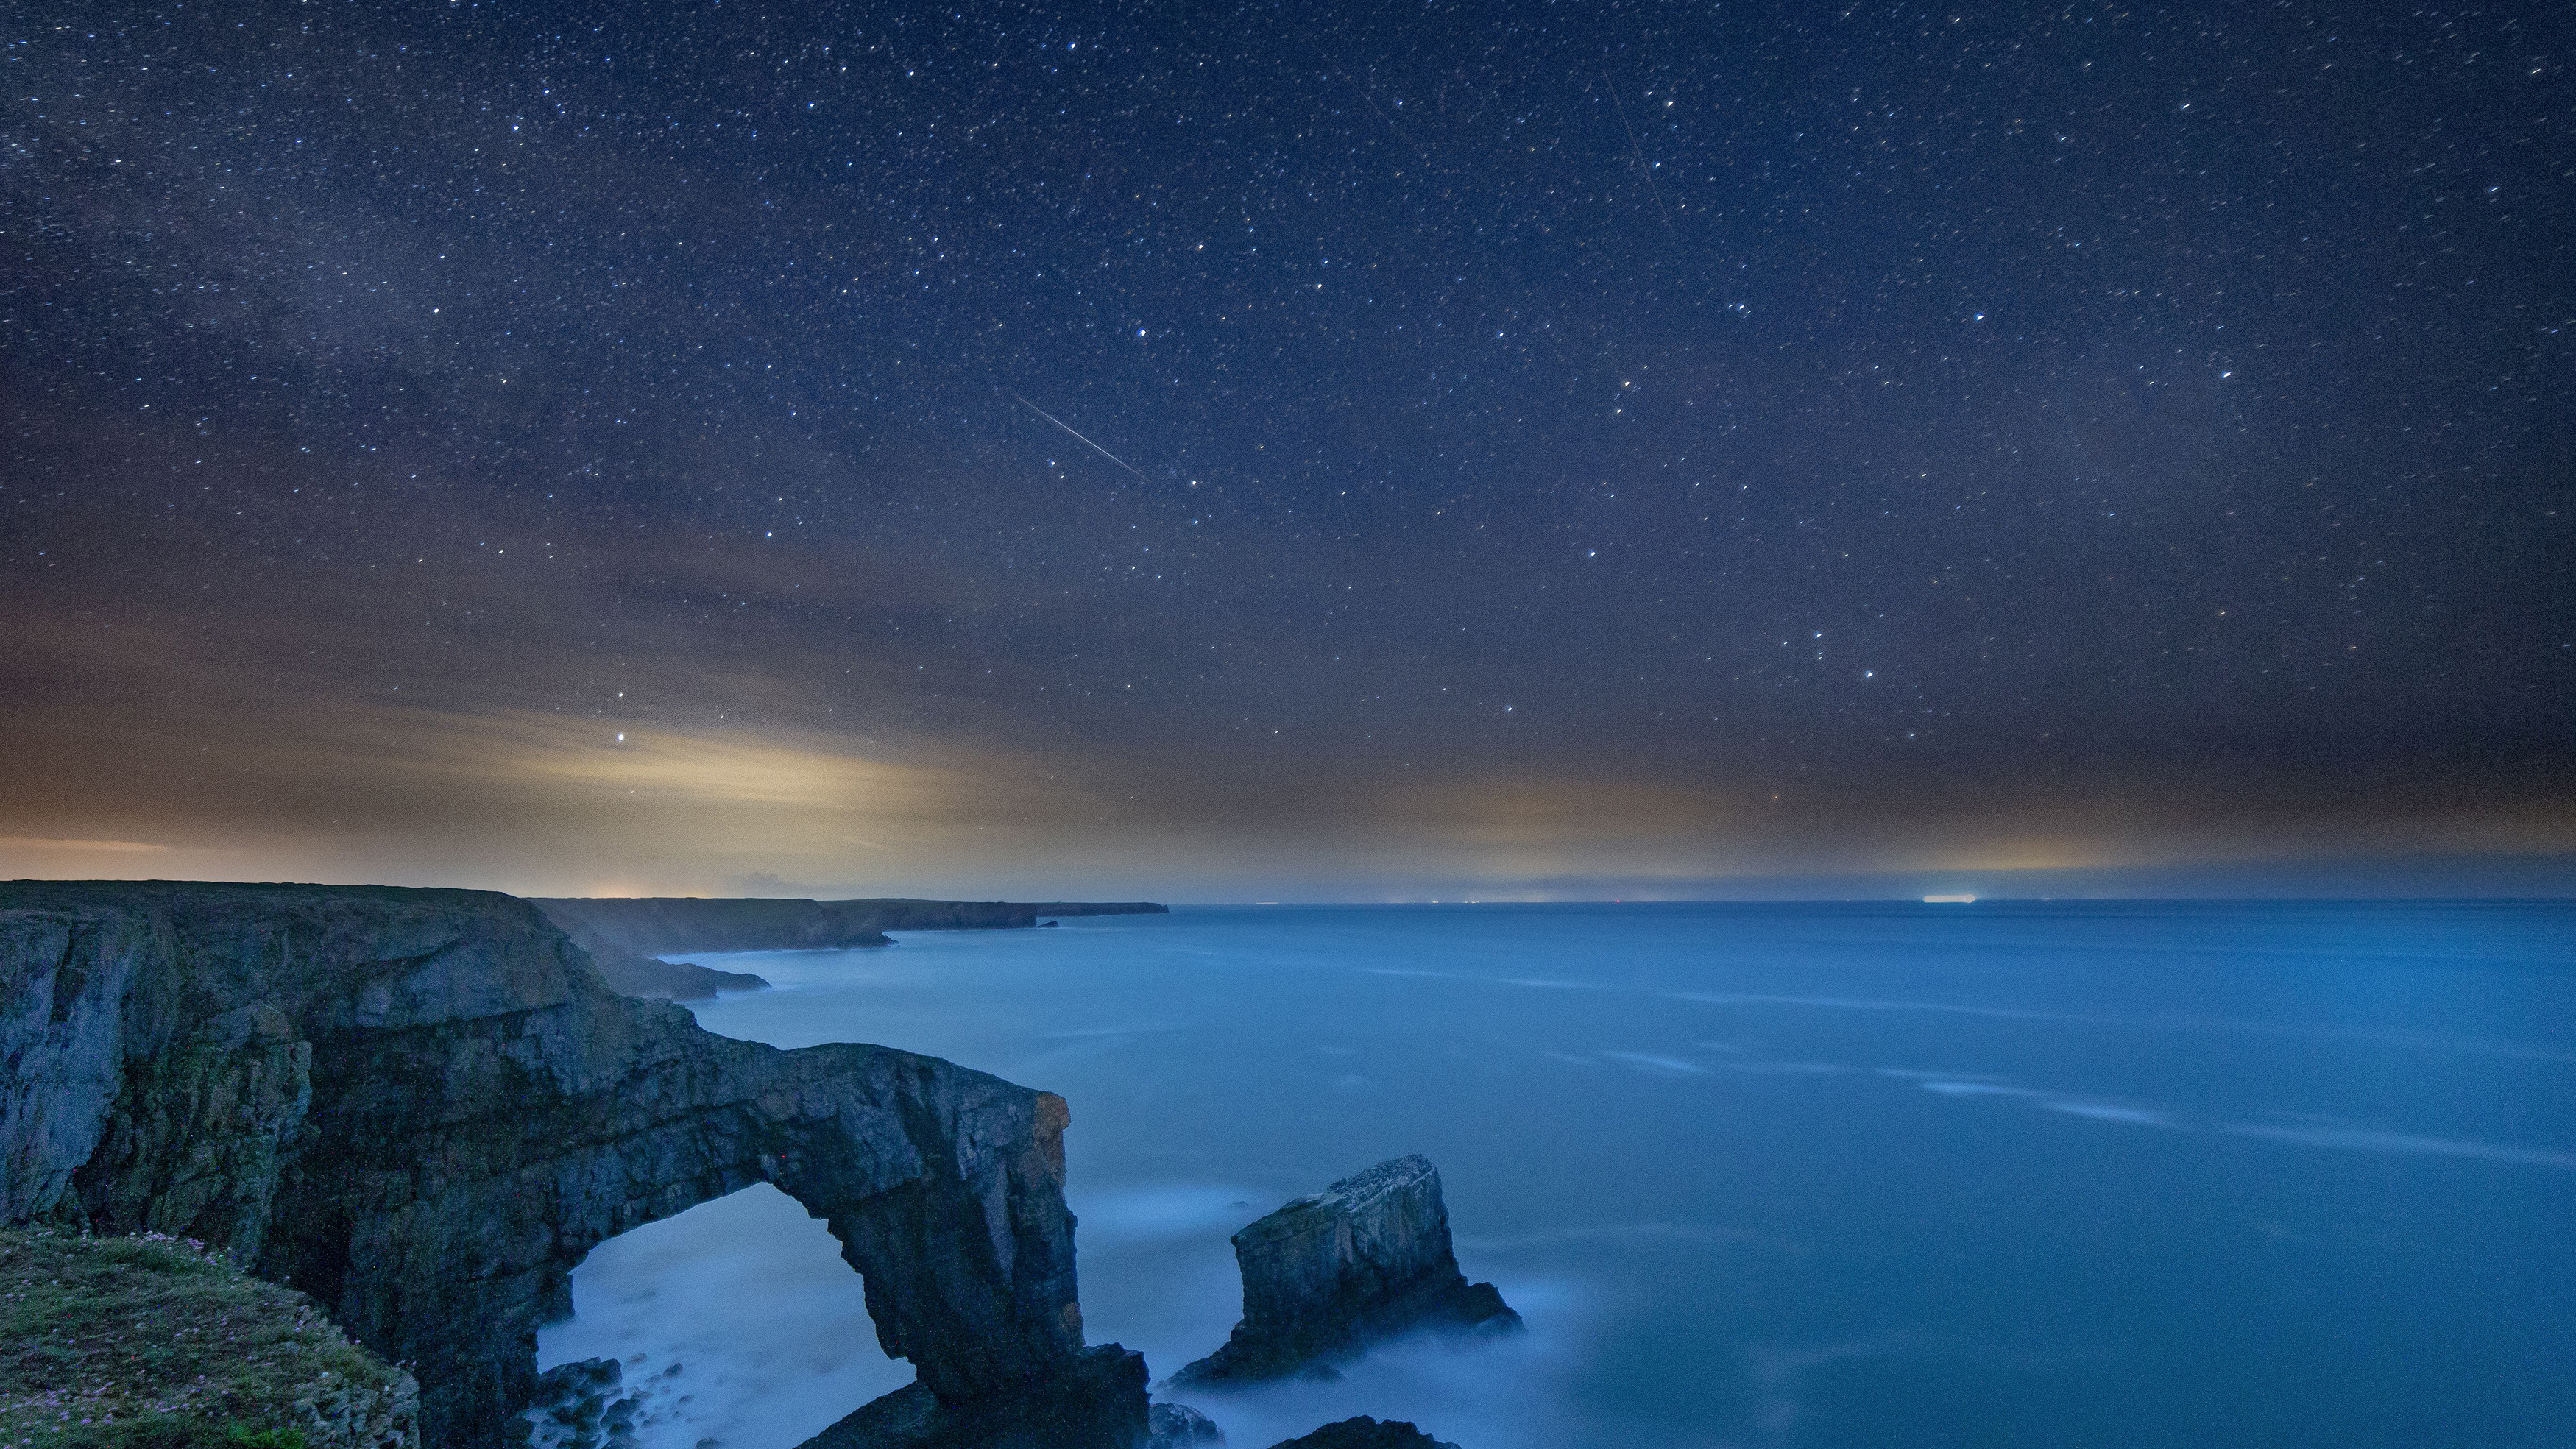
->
[0,1228,401,1449]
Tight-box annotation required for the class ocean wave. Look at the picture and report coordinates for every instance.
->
[2225,1124,2576,1170]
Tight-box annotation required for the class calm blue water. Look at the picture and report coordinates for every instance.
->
[539,901,2576,1449]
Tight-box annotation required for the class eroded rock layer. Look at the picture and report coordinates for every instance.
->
[1172,1155,1518,1386]
[1,881,1113,1448]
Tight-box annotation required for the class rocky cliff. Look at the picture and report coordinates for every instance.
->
[531,896,1170,963]
[1,881,1136,1448]
[531,896,905,954]
[1172,1156,1517,1386]
[584,950,770,1002]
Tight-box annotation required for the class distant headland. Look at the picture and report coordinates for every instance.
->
[530,895,1168,999]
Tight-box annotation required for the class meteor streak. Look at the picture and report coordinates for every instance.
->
[1604,71,1674,232]
[1009,391,1148,480]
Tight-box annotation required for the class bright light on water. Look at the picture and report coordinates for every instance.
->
[545,901,2576,1448]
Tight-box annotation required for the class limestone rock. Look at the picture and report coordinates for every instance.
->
[1172,1156,1518,1386]
[1,882,1130,1448]
[1265,1420,1457,1449]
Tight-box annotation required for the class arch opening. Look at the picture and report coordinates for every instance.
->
[531,1183,914,1449]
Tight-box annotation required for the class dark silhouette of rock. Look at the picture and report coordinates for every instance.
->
[1172,1156,1518,1386]
[1265,1419,1457,1449]
[535,1358,623,1403]
[798,1341,1147,1448]
[1146,1403,1225,1445]
[529,1358,628,1449]
[1,882,1135,1448]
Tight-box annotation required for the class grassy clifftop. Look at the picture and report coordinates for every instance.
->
[0,1230,414,1449]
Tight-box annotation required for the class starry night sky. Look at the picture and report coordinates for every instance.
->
[4,1,2572,899]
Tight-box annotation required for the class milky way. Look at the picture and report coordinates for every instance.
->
[4,1,2569,897]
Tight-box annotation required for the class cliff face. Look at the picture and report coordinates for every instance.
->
[1172,1157,1518,1386]
[1,882,1119,1448]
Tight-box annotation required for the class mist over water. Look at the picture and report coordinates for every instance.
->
[542,902,2576,1448]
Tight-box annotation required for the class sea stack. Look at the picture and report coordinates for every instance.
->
[1173,1155,1518,1385]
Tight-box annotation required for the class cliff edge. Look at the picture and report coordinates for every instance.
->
[0,1225,418,1448]
[1,881,1133,1448]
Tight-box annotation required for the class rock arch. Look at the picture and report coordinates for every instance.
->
[4,883,1127,1446]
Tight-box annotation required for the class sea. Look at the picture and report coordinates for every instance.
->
[534,901,2576,1449]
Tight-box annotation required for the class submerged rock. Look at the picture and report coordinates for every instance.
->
[1147,1401,1225,1445]
[528,1358,629,1449]
[1172,1156,1518,1386]
[1266,1418,1459,1449]
[796,1342,1147,1448]
[534,1359,623,1402]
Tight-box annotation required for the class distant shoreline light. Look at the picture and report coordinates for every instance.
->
[1922,893,1978,904]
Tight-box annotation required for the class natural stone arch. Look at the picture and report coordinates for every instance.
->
[268,1025,1091,1442]
[5,883,1109,1447]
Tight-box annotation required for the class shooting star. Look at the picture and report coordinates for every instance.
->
[1603,71,1674,232]
[1008,390,1149,480]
